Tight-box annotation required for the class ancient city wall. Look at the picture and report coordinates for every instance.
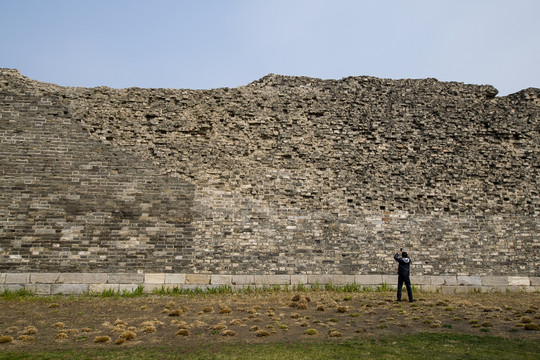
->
[1,69,539,293]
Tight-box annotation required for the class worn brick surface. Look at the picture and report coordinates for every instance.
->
[0,69,538,278]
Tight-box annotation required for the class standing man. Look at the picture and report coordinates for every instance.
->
[394,248,413,302]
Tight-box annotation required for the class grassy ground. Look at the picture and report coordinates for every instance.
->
[1,333,539,359]
[1,287,539,359]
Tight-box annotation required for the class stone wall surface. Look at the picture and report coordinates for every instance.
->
[0,69,539,280]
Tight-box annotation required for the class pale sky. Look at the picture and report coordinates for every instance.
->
[1,0,539,95]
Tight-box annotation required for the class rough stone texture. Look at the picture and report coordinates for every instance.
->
[0,69,539,278]
[0,272,536,294]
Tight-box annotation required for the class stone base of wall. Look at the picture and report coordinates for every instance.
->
[1,273,538,295]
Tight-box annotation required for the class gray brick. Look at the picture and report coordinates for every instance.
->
[211,275,232,285]
[165,274,186,284]
[5,273,29,284]
[457,276,482,286]
[108,273,144,284]
[481,276,508,286]
[231,275,254,285]
[30,273,60,284]
[355,275,383,285]
[51,284,89,295]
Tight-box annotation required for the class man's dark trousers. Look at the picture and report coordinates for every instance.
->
[397,273,413,302]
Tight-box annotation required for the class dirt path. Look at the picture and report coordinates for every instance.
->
[1,291,538,351]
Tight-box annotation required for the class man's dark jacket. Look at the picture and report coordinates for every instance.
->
[394,253,411,277]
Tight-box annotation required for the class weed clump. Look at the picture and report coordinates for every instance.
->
[94,336,111,343]
[56,332,68,340]
[219,305,232,314]
[168,309,183,317]
[256,330,270,337]
[23,326,38,335]
[176,329,190,336]
[17,335,34,342]
[119,330,136,341]
[0,336,14,343]
[305,329,318,335]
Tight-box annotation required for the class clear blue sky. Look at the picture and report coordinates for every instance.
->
[2,0,539,95]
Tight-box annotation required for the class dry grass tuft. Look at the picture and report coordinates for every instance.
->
[524,323,540,331]
[256,330,270,337]
[176,329,190,336]
[119,330,137,341]
[329,330,342,337]
[114,319,127,326]
[168,309,183,317]
[17,335,34,342]
[219,305,232,314]
[202,307,214,313]
[51,322,65,329]
[521,316,533,324]
[115,338,126,345]
[229,319,243,326]
[221,329,237,336]
[94,335,112,343]
[336,306,348,313]
[81,327,93,333]
[297,300,308,310]
[0,336,14,343]
[250,325,260,332]
[317,304,325,311]
[23,326,38,335]
[56,332,68,340]
[211,324,228,331]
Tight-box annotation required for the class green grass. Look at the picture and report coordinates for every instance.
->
[0,333,538,359]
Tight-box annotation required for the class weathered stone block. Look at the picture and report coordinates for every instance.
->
[231,275,254,285]
[118,284,140,292]
[254,275,290,285]
[144,273,165,284]
[507,276,529,286]
[410,275,431,285]
[333,275,356,285]
[165,274,186,284]
[481,276,508,286]
[108,273,144,284]
[82,273,108,284]
[211,275,232,285]
[3,284,24,291]
[530,277,540,286]
[5,273,29,284]
[51,284,88,295]
[381,275,396,285]
[89,284,119,294]
[185,274,210,285]
[355,275,383,285]
[457,276,482,286]
[25,284,51,295]
[290,274,308,285]
[30,273,60,284]
[58,273,85,284]
[143,284,166,293]
[307,275,334,285]
[430,276,457,286]
[0,273,6,284]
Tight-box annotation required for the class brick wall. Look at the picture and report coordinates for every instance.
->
[0,69,539,283]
